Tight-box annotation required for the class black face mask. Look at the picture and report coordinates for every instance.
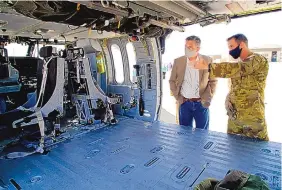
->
[229,45,242,59]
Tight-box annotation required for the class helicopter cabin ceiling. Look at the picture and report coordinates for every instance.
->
[0,0,280,42]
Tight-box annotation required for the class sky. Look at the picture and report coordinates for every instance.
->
[163,11,282,63]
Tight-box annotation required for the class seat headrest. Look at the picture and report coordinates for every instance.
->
[39,46,57,58]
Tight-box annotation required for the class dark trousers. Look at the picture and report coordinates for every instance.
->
[179,101,209,129]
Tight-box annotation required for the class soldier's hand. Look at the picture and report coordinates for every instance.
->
[193,58,209,70]
[193,55,211,70]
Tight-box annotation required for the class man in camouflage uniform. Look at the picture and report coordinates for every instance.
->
[194,34,269,141]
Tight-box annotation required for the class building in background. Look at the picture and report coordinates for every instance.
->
[209,45,282,63]
[251,45,282,63]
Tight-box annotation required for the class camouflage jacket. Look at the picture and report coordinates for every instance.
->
[209,53,269,119]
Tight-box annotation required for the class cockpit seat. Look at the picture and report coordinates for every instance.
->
[0,46,58,140]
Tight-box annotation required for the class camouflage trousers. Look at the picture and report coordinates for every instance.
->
[225,91,269,141]
[227,118,269,141]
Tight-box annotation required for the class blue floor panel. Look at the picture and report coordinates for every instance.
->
[0,118,281,190]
